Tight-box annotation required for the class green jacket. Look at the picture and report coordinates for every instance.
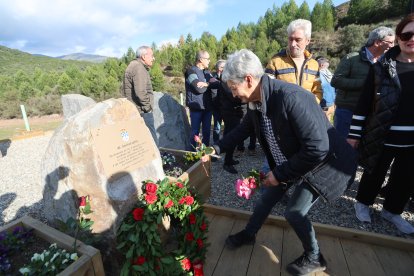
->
[331,47,371,111]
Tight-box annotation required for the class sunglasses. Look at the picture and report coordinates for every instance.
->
[399,31,414,41]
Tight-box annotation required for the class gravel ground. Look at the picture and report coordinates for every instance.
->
[1,134,413,240]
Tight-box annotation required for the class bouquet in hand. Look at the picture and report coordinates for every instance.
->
[184,135,214,164]
[235,169,266,200]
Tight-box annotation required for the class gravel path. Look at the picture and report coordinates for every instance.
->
[1,134,413,240]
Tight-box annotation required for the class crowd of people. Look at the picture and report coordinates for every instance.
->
[122,14,414,275]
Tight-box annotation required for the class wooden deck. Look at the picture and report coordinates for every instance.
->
[203,204,414,276]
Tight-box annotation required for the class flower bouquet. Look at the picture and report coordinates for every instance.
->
[235,169,265,200]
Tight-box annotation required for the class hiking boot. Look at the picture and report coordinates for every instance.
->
[225,230,255,249]
[354,202,371,223]
[223,164,238,174]
[381,209,414,234]
[286,253,327,275]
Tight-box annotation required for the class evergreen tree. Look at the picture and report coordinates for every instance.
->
[297,1,311,20]
[57,72,75,94]
[150,62,165,92]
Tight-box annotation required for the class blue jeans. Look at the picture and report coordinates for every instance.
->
[212,109,222,144]
[141,112,158,146]
[190,110,212,149]
[245,181,321,257]
[333,107,353,138]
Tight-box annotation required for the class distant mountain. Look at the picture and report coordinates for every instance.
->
[0,45,93,76]
[56,53,109,63]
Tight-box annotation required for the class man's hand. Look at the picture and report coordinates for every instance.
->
[347,138,360,149]
[201,147,215,162]
[197,82,209,88]
[263,171,280,187]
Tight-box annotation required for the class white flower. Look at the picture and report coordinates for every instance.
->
[70,253,78,261]
[62,259,68,264]
[19,267,31,274]
[40,253,45,261]
[31,253,41,261]
[50,252,60,262]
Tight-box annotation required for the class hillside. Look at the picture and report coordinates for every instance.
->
[0,46,94,76]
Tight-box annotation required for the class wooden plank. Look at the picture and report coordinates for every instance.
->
[281,228,304,276]
[204,204,414,251]
[341,239,386,276]
[204,214,235,276]
[318,235,349,276]
[247,224,283,276]
[372,245,414,276]
[213,219,253,276]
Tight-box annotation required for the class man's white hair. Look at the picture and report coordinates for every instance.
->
[222,49,264,83]
[287,19,312,39]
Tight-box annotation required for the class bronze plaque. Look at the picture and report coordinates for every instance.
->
[91,118,157,179]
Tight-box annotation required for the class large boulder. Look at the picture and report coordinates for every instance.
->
[41,98,164,237]
[61,94,96,119]
[153,92,191,150]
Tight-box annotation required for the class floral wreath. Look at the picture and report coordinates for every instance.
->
[117,178,208,276]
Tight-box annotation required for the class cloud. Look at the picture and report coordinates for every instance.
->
[0,0,209,57]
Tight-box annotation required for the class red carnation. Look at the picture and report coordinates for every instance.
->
[79,196,87,207]
[179,197,186,204]
[189,213,196,224]
[200,221,207,231]
[146,183,158,194]
[145,194,158,204]
[196,238,203,249]
[185,196,194,205]
[193,262,204,276]
[181,258,192,271]
[165,200,174,209]
[176,182,184,188]
[185,232,194,241]
[132,208,145,221]
[133,256,146,266]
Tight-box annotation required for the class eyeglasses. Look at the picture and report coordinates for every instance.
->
[382,40,395,46]
[399,31,414,41]
[202,57,210,60]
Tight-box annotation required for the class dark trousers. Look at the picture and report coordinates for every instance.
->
[245,181,320,258]
[356,146,414,214]
[222,114,242,165]
[190,110,212,148]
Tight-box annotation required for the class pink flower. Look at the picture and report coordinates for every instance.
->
[235,178,254,200]
[194,135,202,144]
[185,196,194,205]
[145,182,158,195]
[176,182,184,188]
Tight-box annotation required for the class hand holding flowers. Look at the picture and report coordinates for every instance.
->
[235,170,265,200]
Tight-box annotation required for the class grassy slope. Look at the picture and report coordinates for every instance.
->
[0,45,93,76]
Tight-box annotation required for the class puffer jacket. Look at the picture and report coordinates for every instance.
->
[214,75,357,202]
[265,49,322,102]
[122,59,153,113]
[357,46,402,173]
[331,47,371,111]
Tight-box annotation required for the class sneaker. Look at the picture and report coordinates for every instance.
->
[381,209,414,234]
[223,164,238,174]
[354,202,371,223]
[248,149,256,156]
[286,253,327,275]
[225,230,255,249]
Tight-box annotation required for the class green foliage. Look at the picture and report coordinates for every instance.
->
[116,178,209,276]
[19,243,78,275]
[150,62,165,92]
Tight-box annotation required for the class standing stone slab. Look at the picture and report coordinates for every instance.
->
[61,94,96,119]
[153,92,191,150]
[41,98,164,237]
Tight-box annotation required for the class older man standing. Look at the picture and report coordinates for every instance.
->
[265,19,322,103]
[123,45,158,145]
[331,26,395,137]
[207,49,357,275]
[185,50,218,148]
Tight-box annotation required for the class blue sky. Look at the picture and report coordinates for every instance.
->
[0,0,346,58]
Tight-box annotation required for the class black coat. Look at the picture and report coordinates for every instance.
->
[215,75,357,201]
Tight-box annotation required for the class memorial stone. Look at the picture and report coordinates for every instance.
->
[61,94,96,119]
[41,98,164,237]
